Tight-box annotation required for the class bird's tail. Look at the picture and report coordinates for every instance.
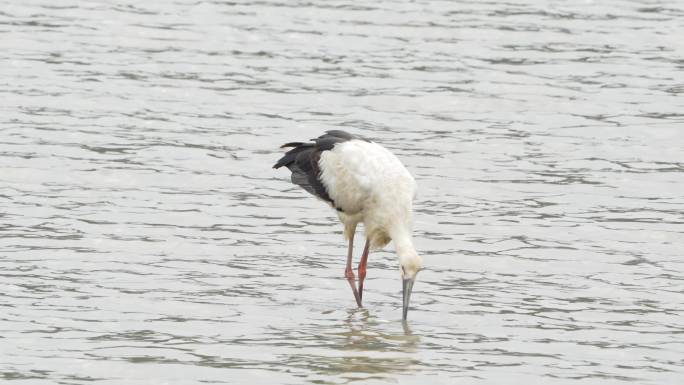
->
[273,142,314,169]
[280,142,307,148]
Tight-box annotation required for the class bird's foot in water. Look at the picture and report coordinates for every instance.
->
[344,269,363,308]
[358,266,366,303]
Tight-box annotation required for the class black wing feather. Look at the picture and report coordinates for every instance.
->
[273,130,361,207]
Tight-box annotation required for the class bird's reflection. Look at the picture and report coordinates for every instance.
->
[278,309,422,379]
[401,320,413,336]
[337,308,420,352]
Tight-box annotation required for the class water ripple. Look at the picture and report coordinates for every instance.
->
[1,0,683,384]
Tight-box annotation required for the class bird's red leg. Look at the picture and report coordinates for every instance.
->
[357,239,370,303]
[345,231,362,308]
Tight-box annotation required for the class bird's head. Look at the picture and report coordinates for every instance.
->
[398,248,421,320]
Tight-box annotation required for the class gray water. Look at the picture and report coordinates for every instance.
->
[1,0,683,384]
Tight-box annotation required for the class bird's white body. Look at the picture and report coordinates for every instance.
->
[318,140,420,274]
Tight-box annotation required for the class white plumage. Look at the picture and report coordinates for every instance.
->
[274,131,421,320]
[319,140,418,258]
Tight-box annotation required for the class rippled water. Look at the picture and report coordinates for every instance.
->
[2,0,683,384]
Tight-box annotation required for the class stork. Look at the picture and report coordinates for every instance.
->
[274,130,421,320]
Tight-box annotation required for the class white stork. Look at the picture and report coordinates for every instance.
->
[274,130,421,320]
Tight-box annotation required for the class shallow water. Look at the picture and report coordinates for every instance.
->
[1,0,683,384]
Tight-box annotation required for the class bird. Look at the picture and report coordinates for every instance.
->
[273,130,421,320]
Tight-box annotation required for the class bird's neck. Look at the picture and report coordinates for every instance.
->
[391,227,416,258]
[391,227,421,275]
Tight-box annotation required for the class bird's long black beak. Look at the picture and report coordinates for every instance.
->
[402,277,415,320]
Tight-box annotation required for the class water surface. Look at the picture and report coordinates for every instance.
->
[1,0,683,384]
